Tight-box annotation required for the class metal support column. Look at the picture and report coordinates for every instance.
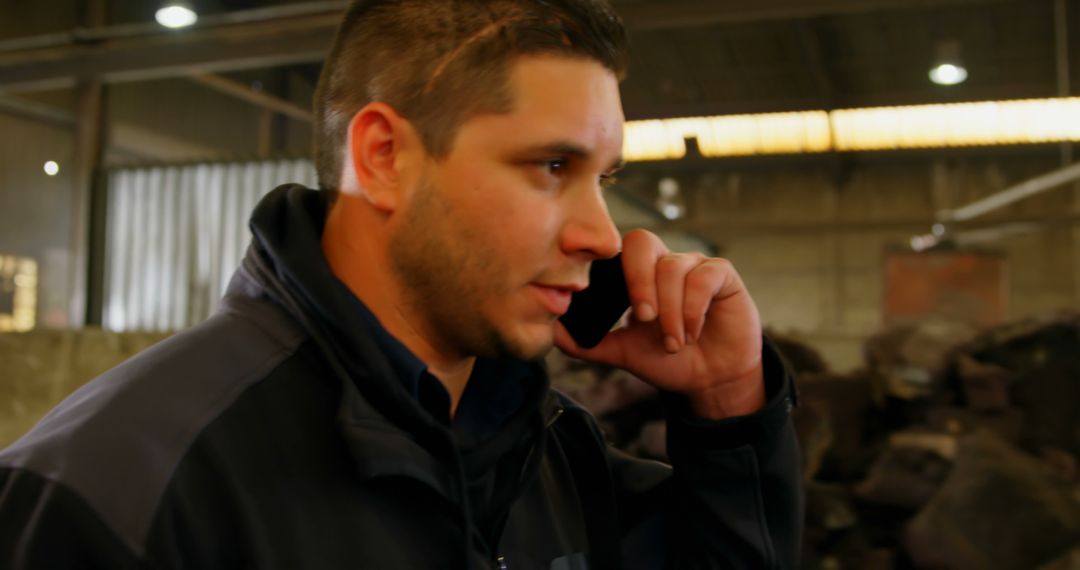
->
[68,0,108,327]
[84,117,110,327]
[68,84,107,327]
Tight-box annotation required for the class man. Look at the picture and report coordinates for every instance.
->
[0,0,802,568]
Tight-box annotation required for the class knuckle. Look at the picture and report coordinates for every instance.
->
[622,229,656,248]
[688,256,722,277]
[655,254,683,278]
[657,253,681,266]
[695,258,733,280]
[708,257,734,270]
[685,268,710,290]
[662,252,696,268]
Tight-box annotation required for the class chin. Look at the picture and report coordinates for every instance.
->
[495,324,555,361]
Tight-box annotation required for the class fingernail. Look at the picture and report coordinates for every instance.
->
[636,303,656,321]
[664,335,680,353]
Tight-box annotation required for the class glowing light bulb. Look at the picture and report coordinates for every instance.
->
[930,63,967,86]
[156,5,198,28]
[43,161,59,176]
[661,203,684,220]
[658,177,679,198]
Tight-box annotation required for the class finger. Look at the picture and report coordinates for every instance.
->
[683,258,739,344]
[655,253,702,352]
[620,229,668,322]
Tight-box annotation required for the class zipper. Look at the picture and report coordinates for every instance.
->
[517,403,562,483]
[545,405,565,427]
[490,403,563,569]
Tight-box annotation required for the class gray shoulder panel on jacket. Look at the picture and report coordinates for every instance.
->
[0,300,307,558]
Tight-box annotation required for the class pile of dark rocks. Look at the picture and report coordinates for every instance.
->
[548,311,1080,569]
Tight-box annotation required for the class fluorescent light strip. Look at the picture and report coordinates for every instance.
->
[832,98,1080,151]
[624,111,831,161]
[624,97,1080,160]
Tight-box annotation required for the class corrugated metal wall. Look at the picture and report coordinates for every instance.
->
[103,159,315,332]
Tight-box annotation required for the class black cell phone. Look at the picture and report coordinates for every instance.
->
[558,253,631,349]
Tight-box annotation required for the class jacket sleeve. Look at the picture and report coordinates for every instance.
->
[607,338,804,569]
[0,467,145,570]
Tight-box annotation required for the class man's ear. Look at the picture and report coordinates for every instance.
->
[346,102,417,212]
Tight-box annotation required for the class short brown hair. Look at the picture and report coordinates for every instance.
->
[312,0,629,192]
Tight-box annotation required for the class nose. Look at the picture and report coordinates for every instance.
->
[559,183,622,260]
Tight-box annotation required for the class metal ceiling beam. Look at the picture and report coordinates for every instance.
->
[0,0,1011,93]
[189,73,312,123]
[0,95,219,159]
[623,82,1053,120]
[0,95,72,127]
[0,1,349,52]
[0,12,340,92]
[616,0,1011,31]
[939,161,1080,223]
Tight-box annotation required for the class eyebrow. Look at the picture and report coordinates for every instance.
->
[529,141,625,173]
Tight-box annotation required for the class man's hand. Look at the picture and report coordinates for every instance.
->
[554,229,765,420]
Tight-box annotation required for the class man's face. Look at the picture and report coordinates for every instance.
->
[389,55,624,361]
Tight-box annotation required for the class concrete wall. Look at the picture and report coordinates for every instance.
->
[0,113,77,328]
[0,329,169,448]
[639,153,1080,370]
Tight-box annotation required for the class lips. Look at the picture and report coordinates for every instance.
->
[531,284,576,316]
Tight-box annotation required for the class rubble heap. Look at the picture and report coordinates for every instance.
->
[549,312,1080,569]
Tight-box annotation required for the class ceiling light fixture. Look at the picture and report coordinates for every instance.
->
[929,40,967,86]
[43,161,59,176]
[930,63,968,86]
[622,97,1080,159]
[156,3,198,29]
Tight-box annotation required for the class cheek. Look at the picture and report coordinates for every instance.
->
[460,176,563,251]
[491,204,560,270]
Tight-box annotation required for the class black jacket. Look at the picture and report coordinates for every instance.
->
[0,185,803,569]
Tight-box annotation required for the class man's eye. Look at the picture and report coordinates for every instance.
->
[542,159,567,174]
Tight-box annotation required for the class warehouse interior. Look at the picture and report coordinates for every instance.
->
[2,0,1079,567]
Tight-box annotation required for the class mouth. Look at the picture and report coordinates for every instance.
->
[530,283,582,316]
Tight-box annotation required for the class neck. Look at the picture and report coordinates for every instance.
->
[321,193,474,414]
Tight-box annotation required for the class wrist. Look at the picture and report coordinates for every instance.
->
[683,363,766,420]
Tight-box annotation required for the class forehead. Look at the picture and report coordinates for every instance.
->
[452,55,625,160]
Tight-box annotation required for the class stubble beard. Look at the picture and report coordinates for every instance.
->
[388,178,552,362]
